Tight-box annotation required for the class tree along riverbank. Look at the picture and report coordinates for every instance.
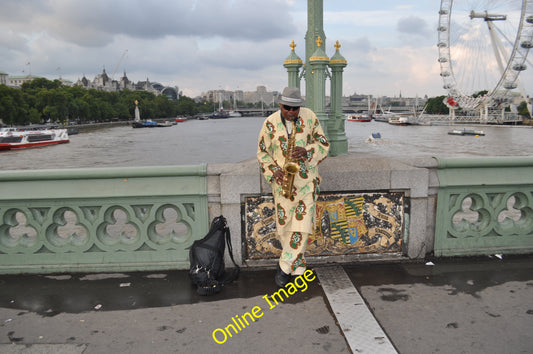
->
[0,78,210,127]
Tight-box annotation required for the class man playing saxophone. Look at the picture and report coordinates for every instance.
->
[257,87,329,287]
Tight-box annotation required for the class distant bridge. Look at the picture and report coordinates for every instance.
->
[234,108,277,116]
[235,106,390,117]
[418,113,523,125]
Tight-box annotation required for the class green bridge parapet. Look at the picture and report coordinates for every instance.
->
[436,156,533,169]
[434,156,533,256]
[1,155,532,274]
[0,165,209,274]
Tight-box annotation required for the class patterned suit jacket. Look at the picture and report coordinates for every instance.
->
[257,107,329,234]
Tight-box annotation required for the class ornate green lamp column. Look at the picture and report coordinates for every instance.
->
[303,0,327,113]
[308,36,330,136]
[328,40,348,156]
[305,0,326,111]
[283,40,303,89]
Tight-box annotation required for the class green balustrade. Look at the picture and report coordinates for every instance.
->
[434,157,533,256]
[3,155,532,273]
[0,165,209,274]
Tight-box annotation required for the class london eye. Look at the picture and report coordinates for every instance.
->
[438,0,533,121]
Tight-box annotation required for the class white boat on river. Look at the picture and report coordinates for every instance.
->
[0,126,69,150]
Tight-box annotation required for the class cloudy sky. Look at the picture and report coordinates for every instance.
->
[1,0,531,99]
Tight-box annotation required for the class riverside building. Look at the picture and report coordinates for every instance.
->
[75,68,179,100]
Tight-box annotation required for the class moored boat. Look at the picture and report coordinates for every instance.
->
[388,116,409,125]
[228,110,242,117]
[374,112,399,122]
[448,128,485,136]
[346,114,372,122]
[132,120,157,128]
[211,110,230,119]
[0,127,69,150]
[132,120,173,128]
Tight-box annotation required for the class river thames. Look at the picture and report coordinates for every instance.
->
[1,117,532,170]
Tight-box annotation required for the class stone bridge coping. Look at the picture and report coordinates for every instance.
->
[207,155,439,204]
[0,164,207,182]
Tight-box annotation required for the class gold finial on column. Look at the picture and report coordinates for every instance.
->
[289,40,297,51]
[334,40,341,51]
[316,36,323,47]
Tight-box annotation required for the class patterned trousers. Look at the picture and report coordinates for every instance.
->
[278,231,309,276]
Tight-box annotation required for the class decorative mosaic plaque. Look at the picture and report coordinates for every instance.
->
[244,192,404,259]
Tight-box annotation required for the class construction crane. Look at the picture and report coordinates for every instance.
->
[111,49,128,80]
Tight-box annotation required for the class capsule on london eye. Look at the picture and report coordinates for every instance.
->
[521,40,533,49]
[526,15,533,24]
[437,42,448,48]
[440,71,451,77]
[437,26,447,32]
[503,82,518,89]
[438,57,448,63]
[439,9,449,15]
[512,63,527,71]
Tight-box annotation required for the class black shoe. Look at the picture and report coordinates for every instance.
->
[275,265,291,287]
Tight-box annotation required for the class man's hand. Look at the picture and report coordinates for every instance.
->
[273,169,284,184]
[291,147,307,161]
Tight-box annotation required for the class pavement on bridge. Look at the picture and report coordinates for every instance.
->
[0,255,532,353]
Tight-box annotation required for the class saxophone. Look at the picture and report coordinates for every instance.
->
[281,120,299,199]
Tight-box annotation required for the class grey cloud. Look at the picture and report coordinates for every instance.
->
[53,34,288,86]
[0,0,50,22]
[351,37,373,53]
[397,16,430,37]
[337,37,376,69]
[0,31,28,52]
[39,0,296,47]
[197,39,288,71]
